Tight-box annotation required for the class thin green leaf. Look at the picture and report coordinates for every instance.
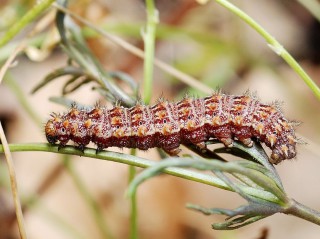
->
[62,76,91,95]
[212,215,267,230]
[127,158,285,203]
[109,71,139,96]
[48,97,88,110]
[31,66,85,94]
[232,141,283,190]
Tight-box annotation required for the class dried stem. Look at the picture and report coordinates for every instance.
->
[0,125,27,239]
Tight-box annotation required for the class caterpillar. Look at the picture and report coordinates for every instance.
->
[45,93,298,164]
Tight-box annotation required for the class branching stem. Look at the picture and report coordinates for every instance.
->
[214,0,320,100]
[2,143,320,228]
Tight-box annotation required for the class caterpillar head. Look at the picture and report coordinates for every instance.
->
[269,127,297,164]
[270,143,296,164]
[45,116,70,145]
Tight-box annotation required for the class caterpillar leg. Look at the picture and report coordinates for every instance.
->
[195,141,207,152]
[75,144,85,153]
[58,143,66,151]
[239,138,253,147]
[163,147,181,156]
[220,138,234,148]
[95,145,104,154]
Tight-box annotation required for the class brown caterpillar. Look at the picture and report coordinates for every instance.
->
[45,93,299,164]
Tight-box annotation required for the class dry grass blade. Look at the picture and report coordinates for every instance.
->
[0,44,25,84]
[0,123,28,239]
[0,32,28,239]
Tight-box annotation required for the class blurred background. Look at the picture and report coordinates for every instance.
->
[0,0,320,238]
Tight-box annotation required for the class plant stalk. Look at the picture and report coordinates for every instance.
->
[129,149,138,239]
[0,0,56,48]
[0,143,287,203]
[214,0,320,100]
[143,0,158,104]
[2,143,320,227]
[0,125,28,239]
[285,199,320,226]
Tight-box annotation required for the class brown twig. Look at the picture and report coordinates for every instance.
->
[0,123,27,239]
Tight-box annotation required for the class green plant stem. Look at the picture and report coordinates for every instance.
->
[129,149,138,239]
[127,158,286,204]
[0,143,279,202]
[2,143,320,226]
[63,155,114,239]
[143,0,158,104]
[0,0,55,48]
[286,199,320,226]
[129,172,138,239]
[128,2,158,236]
[214,0,320,100]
